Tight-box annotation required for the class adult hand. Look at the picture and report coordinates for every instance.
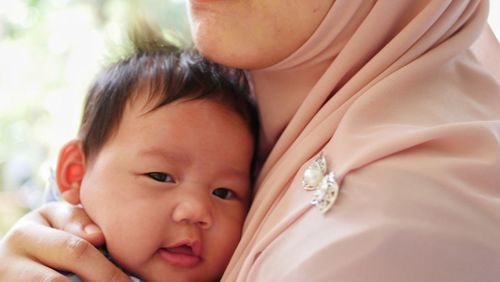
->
[0,202,131,282]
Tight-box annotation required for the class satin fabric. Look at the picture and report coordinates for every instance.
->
[223,0,500,281]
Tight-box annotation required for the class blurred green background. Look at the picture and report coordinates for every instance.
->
[0,0,190,238]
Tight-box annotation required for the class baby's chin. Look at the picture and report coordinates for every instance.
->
[133,268,220,282]
[124,256,221,282]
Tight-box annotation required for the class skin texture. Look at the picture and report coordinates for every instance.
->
[58,96,254,282]
[188,0,335,69]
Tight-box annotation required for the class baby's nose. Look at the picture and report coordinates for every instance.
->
[171,191,213,229]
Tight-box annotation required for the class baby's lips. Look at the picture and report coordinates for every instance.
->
[167,239,202,257]
[160,239,203,267]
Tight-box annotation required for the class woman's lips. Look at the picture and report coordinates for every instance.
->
[159,242,202,267]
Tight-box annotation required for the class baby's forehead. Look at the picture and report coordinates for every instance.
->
[126,84,239,119]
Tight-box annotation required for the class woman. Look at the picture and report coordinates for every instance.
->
[1,0,499,281]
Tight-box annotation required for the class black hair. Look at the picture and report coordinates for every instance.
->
[78,24,258,162]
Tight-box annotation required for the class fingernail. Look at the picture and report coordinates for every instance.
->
[84,224,100,234]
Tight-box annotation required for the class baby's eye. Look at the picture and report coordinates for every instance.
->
[146,172,174,183]
[212,187,235,200]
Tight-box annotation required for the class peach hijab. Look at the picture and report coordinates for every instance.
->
[224,0,500,281]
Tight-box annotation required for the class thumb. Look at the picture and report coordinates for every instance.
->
[38,202,105,246]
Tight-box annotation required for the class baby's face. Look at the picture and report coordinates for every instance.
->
[79,96,254,281]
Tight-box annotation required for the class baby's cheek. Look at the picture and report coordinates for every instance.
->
[103,221,157,270]
[214,214,245,266]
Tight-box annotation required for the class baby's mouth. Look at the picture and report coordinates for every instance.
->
[167,245,195,255]
[159,241,202,267]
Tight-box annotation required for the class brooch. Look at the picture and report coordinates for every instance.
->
[302,153,339,214]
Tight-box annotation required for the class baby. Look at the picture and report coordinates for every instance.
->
[54,25,257,282]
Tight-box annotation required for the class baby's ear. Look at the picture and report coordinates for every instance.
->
[56,140,85,205]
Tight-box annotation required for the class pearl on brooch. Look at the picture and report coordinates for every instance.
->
[302,152,339,214]
[302,153,327,191]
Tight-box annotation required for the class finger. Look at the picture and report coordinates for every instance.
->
[0,259,72,282]
[0,226,72,282]
[3,222,131,282]
[37,202,105,246]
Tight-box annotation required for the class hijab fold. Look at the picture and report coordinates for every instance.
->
[224,1,500,280]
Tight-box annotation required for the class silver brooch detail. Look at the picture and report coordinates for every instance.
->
[302,153,339,214]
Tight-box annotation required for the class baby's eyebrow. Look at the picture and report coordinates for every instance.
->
[220,167,249,181]
[136,147,190,165]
